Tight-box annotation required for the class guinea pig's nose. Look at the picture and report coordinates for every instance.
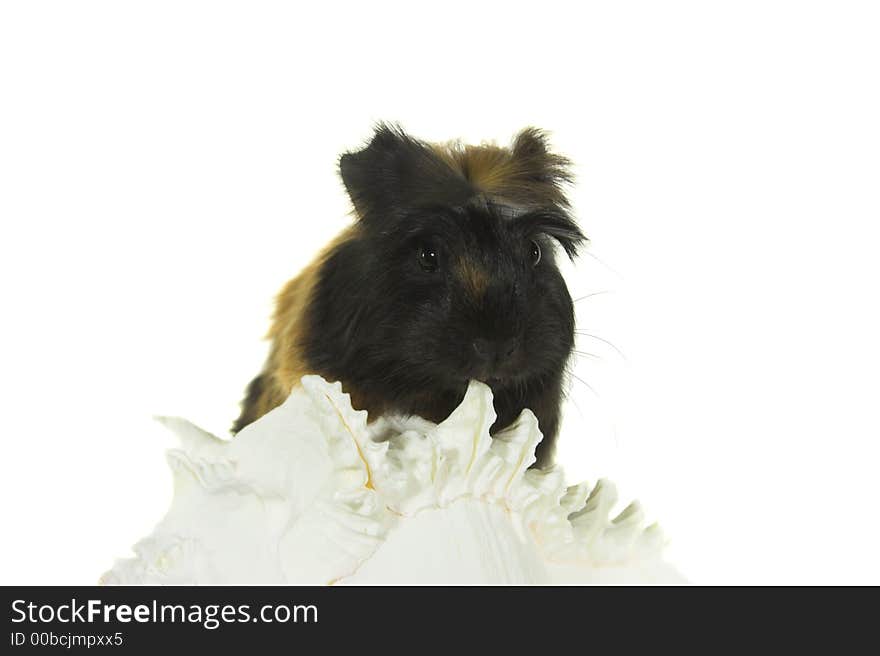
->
[472,337,519,363]
[499,337,519,359]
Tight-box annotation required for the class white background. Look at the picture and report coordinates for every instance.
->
[1,1,878,585]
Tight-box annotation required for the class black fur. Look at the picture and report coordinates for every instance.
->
[302,125,585,467]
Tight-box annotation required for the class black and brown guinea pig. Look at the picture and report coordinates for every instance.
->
[232,124,586,468]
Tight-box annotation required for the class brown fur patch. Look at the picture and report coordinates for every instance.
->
[430,128,572,209]
[268,225,361,391]
[234,225,361,430]
[456,257,489,301]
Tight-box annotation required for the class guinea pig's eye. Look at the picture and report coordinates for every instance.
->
[418,245,439,272]
[529,240,542,266]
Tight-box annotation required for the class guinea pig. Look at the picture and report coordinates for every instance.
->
[232,124,586,468]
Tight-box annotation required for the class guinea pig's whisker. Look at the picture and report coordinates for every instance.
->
[572,290,611,303]
[567,371,601,400]
[574,331,628,361]
[565,392,587,422]
[572,349,602,360]
[580,250,623,278]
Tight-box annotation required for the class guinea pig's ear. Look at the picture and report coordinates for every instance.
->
[339,123,468,221]
[508,127,574,208]
[509,129,585,258]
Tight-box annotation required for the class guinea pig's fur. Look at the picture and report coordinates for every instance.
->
[233,124,586,468]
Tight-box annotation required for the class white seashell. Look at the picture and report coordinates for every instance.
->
[101,376,685,585]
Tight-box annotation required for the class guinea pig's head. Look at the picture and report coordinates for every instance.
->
[322,124,585,404]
